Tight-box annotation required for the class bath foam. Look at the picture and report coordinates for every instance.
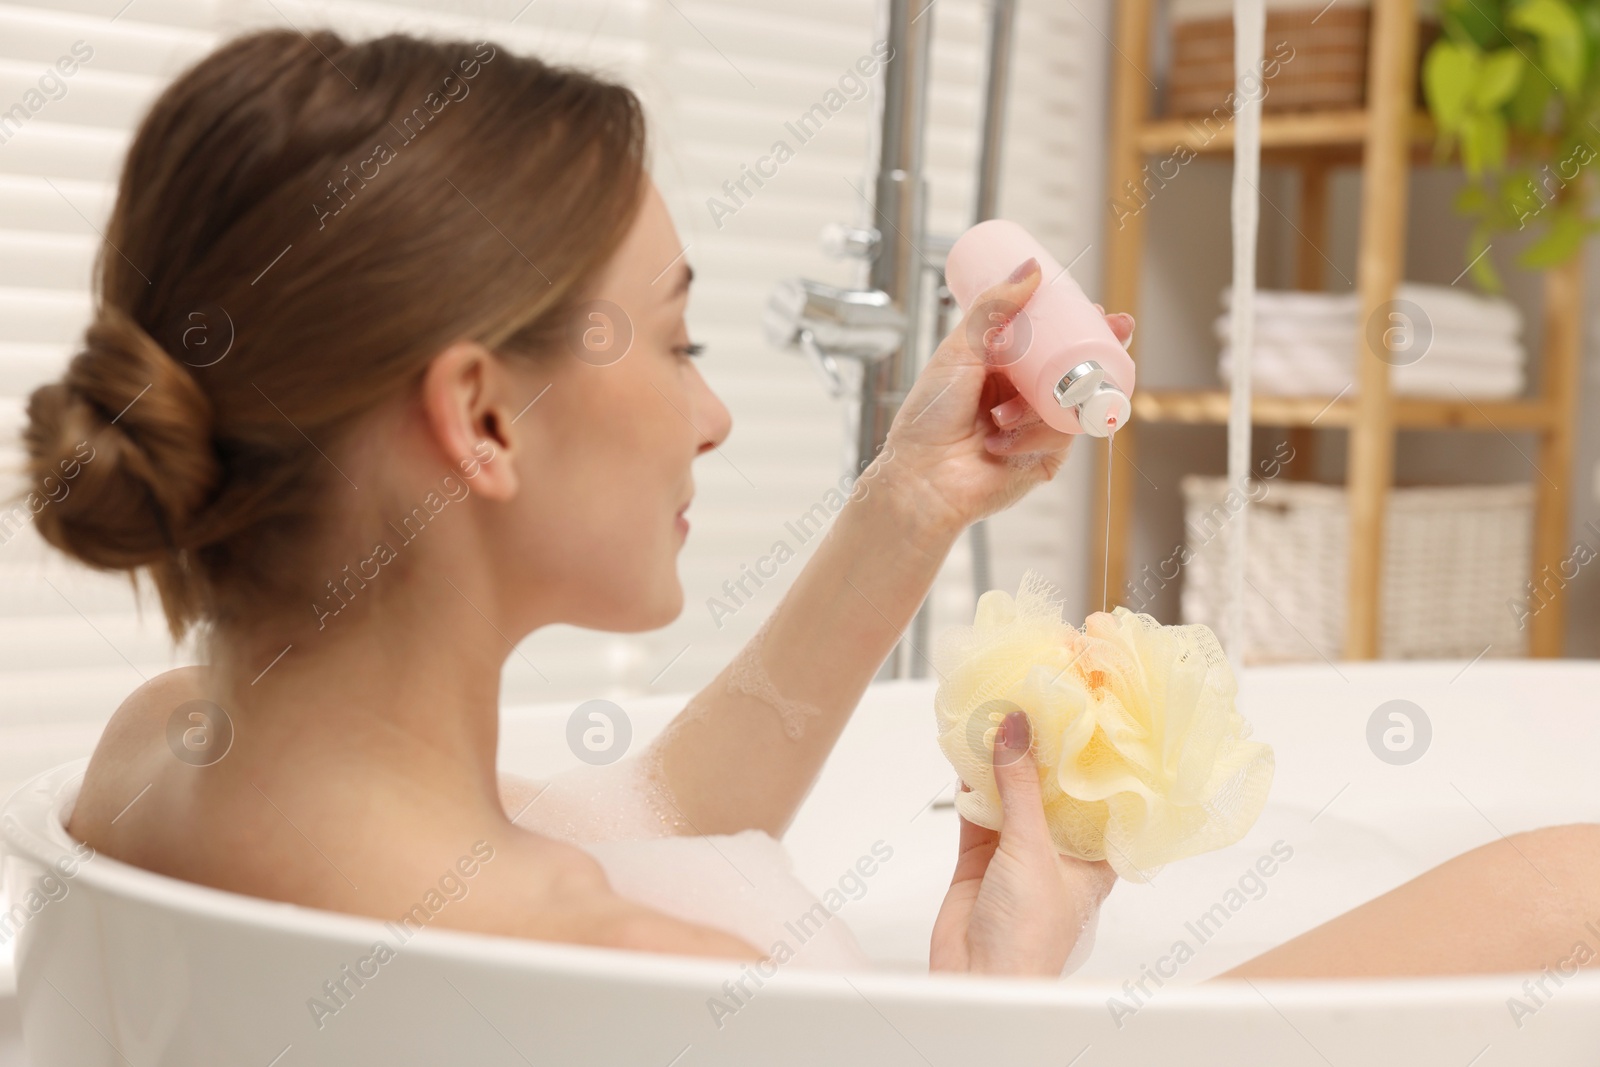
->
[932,571,1274,883]
[521,615,824,848]
[1062,905,1100,977]
[724,610,823,740]
[581,830,872,972]
[511,767,871,971]
[510,744,692,843]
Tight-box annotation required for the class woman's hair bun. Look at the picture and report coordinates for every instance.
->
[22,306,219,571]
[12,28,648,641]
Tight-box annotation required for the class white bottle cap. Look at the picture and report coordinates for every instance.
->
[1076,384,1131,438]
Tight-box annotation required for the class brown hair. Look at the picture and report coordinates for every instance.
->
[19,29,648,640]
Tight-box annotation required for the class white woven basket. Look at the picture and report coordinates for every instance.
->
[1177,477,1534,661]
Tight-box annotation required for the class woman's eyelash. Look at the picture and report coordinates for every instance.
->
[676,342,706,358]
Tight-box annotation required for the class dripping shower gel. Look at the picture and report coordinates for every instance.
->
[945,219,1134,437]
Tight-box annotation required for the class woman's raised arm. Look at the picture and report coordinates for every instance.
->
[645,259,1135,837]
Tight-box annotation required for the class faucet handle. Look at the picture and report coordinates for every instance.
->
[819,224,880,260]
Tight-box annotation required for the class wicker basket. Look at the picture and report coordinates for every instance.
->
[1164,0,1438,118]
[1176,477,1534,661]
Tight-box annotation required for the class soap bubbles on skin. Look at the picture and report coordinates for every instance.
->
[516,741,693,842]
[964,296,1033,368]
[723,609,823,740]
[987,424,1052,472]
[567,698,633,765]
[1365,298,1433,367]
[1366,699,1431,765]
[1004,449,1051,473]
[567,299,633,367]
[166,699,234,766]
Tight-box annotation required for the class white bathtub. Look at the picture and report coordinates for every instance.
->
[2,659,1598,1065]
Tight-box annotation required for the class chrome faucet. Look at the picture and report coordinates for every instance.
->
[762,277,905,398]
[764,0,1017,679]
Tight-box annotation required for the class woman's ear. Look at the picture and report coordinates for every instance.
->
[419,341,521,501]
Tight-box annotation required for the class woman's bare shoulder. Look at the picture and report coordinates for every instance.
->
[65,672,758,964]
[101,665,210,744]
[69,666,208,837]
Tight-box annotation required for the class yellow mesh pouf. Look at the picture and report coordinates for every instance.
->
[932,572,1274,883]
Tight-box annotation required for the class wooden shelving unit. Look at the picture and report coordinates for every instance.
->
[1093,0,1584,659]
[1136,106,1435,155]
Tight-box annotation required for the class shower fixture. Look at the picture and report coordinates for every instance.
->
[761,277,905,398]
[764,0,1016,679]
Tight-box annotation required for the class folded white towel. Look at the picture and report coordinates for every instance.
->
[1214,283,1526,400]
[1220,284,1523,338]
[1212,314,1525,368]
[1220,287,1360,319]
[1393,360,1525,398]
[1174,0,1366,18]
[1219,347,1525,398]
[1394,281,1524,336]
[1173,0,1438,17]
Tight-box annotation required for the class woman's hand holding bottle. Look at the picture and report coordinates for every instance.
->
[872,259,1135,542]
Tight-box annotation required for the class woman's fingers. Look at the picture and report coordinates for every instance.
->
[984,309,1132,433]
[955,810,999,855]
[989,394,1033,429]
[1092,303,1134,331]
[991,711,1052,854]
[950,808,1001,887]
[933,257,1043,372]
[1106,312,1135,348]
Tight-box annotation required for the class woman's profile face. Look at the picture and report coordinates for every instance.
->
[501,180,731,633]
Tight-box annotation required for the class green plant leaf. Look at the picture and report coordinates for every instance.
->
[1444,0,1507,48]
[1506,63,1555,130]
[1517,206,1590,267]
[1434,0,1597,284]
[1456,182,1492,215]
[1484,111,1510,171]
[1550,133,1600,188]
[1578,1,1600,63]
[1474,48,1526,108]
[1509,0,1588,97]
[1460,114,1486,175]
[1424,40,1481,134]
[1459,111,1509,175]
[1468,226,1504,291]
[1501,169,1548,228]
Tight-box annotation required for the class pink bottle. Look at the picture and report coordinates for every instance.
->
[944,219,1134,437]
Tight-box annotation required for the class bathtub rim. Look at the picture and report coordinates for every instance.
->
[5,758,1598,1015]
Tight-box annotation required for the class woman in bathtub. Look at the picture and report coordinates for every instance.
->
[31,30,1596,980]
